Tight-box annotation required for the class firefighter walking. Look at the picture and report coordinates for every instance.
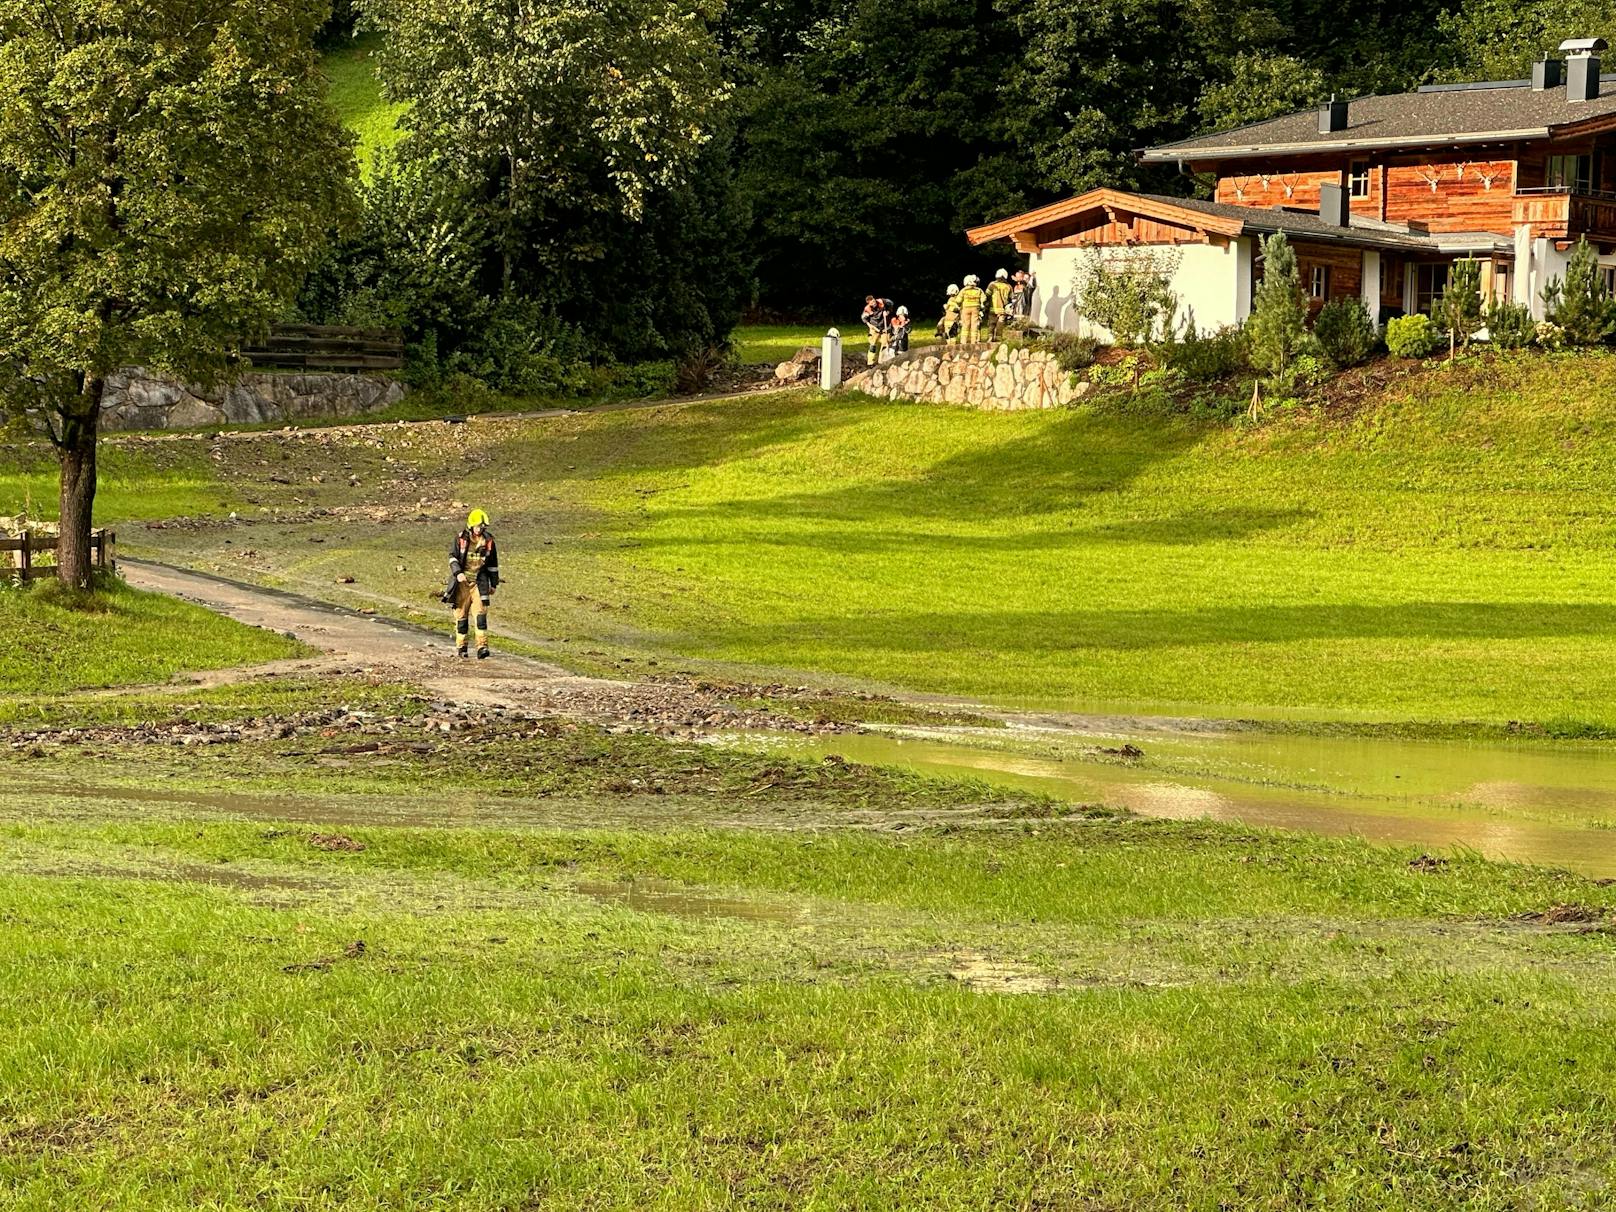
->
[443,509,501,659]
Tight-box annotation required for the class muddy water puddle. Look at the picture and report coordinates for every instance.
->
[746,729,1616,876]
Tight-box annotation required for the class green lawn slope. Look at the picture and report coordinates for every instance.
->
[33,350,1616,728]
[0,580,304,695]
[469,351,1616,727]
[321,34,405,177]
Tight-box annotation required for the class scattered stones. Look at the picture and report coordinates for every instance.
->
[774,345,823,383]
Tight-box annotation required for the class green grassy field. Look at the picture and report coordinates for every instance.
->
[0,580,303,695]
[13,352,1616,725]
[4,696,1615,1209]
[734,324,940,366]
[322,34,406,177]
[61,351,1616,729]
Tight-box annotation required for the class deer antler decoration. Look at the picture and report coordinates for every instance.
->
[1418,167,1442,193]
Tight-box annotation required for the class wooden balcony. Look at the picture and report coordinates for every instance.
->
[1513,189,1616,243]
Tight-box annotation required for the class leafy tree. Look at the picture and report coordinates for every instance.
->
[0,0,355,586]
[1542,237,1616,347]
[1440,258,1484,358]
[365,0,728,291]
[1198,51,1327,131]
[1246,233,1309,378]
[1075,247,1181,347]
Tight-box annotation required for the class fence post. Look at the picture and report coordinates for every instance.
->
[20,531,30,582]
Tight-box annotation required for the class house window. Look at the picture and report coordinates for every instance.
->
[1548,153,1593,192]
[1348,161,1372,199]
[1602,266,1616,298]
[1309,265,1330,299]
[1415,263,1450,315]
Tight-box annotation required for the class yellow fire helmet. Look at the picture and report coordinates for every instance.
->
[466,509,489,529]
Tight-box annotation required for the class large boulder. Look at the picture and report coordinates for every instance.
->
[774,345,822,383]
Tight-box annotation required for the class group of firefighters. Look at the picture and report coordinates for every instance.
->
[861,268,1037,364]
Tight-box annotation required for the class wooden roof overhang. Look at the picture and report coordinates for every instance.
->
[965,188,1244,253]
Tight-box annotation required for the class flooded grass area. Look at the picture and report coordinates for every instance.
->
[9,696,1616,1206]
[751,725,1616,876]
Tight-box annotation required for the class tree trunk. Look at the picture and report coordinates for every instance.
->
[55,380,103,589]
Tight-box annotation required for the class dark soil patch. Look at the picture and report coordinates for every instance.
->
[309,832,367,852]
[1511,903,1609,925]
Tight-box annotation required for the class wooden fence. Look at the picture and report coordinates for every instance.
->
[239,324,404,374]
[2,529,116,581]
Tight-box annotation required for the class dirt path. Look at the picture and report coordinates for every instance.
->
[123,559,1250,746]
[119,560,864,735]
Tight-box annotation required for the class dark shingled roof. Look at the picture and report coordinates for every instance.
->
[1132,195,1506,253]
[1140,80,1616,162]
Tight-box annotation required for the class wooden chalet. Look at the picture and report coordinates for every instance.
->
[969,37,1616,336]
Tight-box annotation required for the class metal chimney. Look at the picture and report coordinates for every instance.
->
[1318,96,1349,134]
[1318,183,1350,226]
[1561,37,1608,101]
[1533,58,1565,90]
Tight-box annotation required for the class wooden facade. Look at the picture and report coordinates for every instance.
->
[1209,141,1616,244]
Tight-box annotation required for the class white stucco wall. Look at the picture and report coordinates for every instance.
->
[1516,227,1572,319]
[1029,240,1244,338]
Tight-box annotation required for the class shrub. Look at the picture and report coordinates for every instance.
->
[1247,233,1309,377]
[1484,298,1535,350]
[1075,247,1181,346]
[1542,236,1616,345]
[446,294,593,397]
[1535,321,1567,351]
[1313,298,1378,368]
[1164,325,1249,380]
[1385,314,1442,359]
[673,344,731,394]
[1043,331,1102,372]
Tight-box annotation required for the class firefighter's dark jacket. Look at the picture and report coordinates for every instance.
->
[448,529,500,595]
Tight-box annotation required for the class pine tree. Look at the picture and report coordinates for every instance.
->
[1247,233,1309,381]
[1441,258,1483,359]
[1543,237,1616,346]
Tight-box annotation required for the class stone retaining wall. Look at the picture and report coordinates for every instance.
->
[100,370,407,432]
[844,344,1090,410]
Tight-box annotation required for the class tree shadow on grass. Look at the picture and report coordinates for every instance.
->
[625,506,1314,556]
[705,602,1616,655]
[483,397,1218,527]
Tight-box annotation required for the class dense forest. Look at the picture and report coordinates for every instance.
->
[302,0,1606,385]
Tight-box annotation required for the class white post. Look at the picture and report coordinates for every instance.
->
[1360,251,1381,323]
[820,328,842,390]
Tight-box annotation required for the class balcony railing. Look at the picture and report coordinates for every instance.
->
[1512,188,1616,240]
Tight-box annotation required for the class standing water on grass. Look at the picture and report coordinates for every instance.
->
[748,727,1616,876]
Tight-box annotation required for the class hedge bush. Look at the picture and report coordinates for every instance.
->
[1313,298,1378,367]
[1385,314,1443,359]
[1164,325,1249,380]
